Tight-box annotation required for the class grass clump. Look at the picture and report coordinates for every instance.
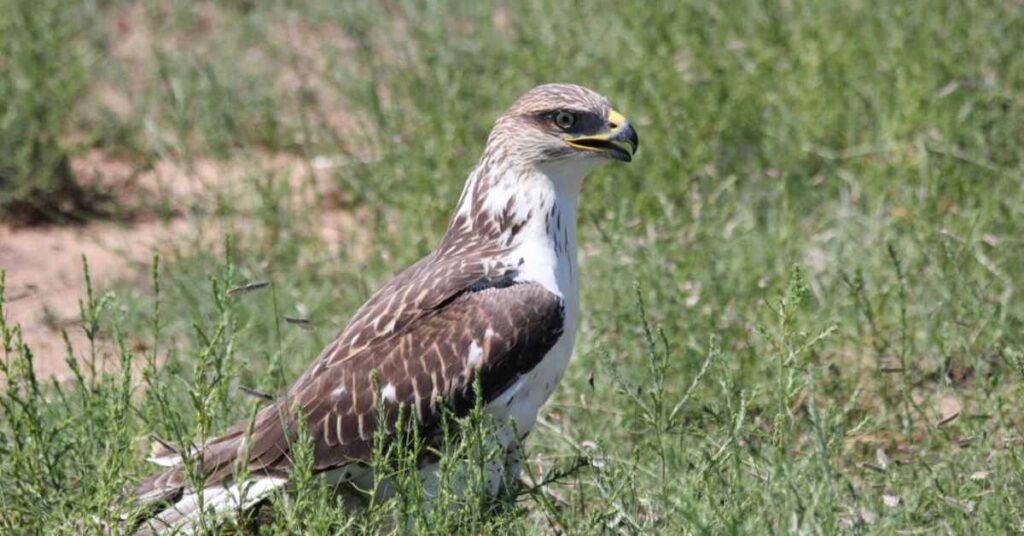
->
[0,0,110,223]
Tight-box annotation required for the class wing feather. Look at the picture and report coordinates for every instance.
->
[284,282,564,472]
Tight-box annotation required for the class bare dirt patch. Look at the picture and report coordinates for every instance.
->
[0,218,189,379]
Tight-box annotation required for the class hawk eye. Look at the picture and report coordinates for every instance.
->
[553,111,575,130]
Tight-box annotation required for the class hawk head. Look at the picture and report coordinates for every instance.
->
[486,83,639,167]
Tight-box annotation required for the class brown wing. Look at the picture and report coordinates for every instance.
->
[164,280,562,488]
[292,281,564,471]
[317,203,530,366]
[329,236,516,355]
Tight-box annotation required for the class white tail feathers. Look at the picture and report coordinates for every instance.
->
[135,476,287,535]
[146,451,188,468]
[146,437,206,468]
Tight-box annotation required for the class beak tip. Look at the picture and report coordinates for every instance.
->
[620,124,639,161]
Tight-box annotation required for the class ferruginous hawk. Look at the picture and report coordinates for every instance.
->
[133,83,638,533]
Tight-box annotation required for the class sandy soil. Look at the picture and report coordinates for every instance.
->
[0,218,190,379]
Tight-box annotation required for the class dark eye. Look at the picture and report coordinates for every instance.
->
[554,111,575,130]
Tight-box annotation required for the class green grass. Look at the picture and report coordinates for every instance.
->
[2,0,1024,533]
[0,0,101,222]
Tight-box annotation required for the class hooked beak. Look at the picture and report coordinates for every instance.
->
[564,109,639,162]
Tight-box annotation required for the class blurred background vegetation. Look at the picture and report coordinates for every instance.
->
[1,0,1023,533]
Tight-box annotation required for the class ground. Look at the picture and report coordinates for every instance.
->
[1,1,1024,534]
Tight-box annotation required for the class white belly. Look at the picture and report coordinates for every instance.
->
[486,326,576,437]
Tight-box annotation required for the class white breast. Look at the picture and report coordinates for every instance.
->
[490,175,581,438]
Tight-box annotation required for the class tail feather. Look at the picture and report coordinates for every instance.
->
[130,403,294,533]
[135,476,287,535]
[134,467,186,508]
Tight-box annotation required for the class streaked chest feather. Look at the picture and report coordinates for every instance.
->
[492,199,581,433]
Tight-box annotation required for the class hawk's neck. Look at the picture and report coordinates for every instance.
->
[440,157,593,256]
[438,156,598,300]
